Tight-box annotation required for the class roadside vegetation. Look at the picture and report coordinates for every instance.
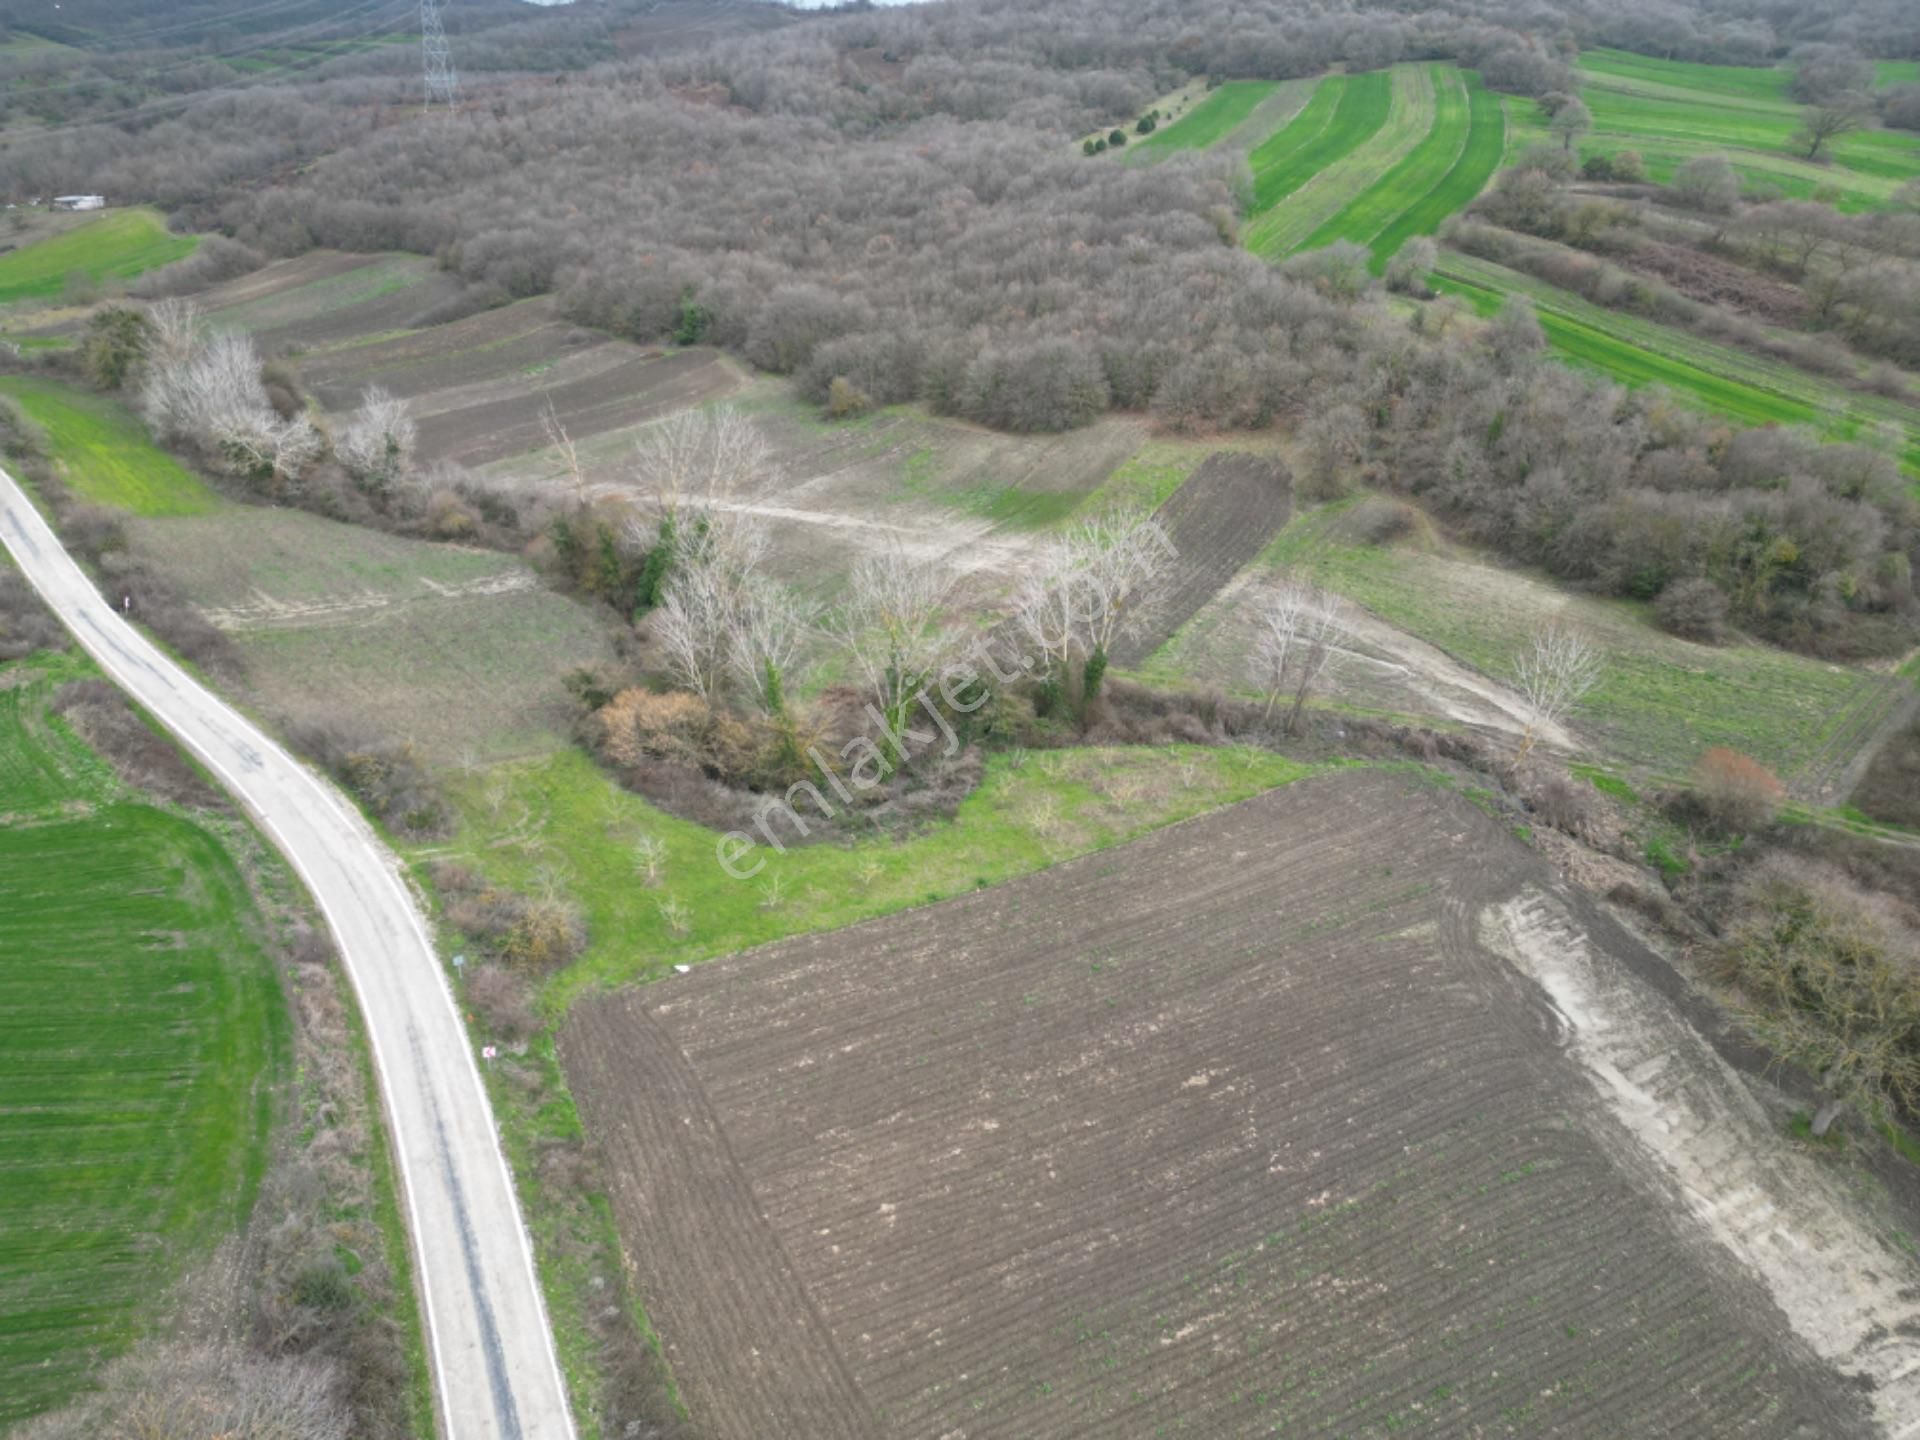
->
[0,640,428,1439]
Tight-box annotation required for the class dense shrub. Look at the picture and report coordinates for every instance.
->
[1718,855,1920,1125]
[1692,747,1785,833]
[1655,577,1730,643]
[285,713,448,837]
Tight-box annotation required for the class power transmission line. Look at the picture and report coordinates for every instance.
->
[420,0,458,108]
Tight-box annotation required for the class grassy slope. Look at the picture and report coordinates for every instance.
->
[0,376,220,516]
[1133,80,1278,156]
[1245,67,1424,258]
[1431,251,1920,477]
[1254,503,1897,786]
[1519,50,1920,209]
[0,209,197,305]
[0,651,287,1425]
[440,745,1319,1012]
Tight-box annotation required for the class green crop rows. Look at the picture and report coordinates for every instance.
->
[1247,66,1435,258]
[1134,80,1278,156]
[0,377,220,516]
[0,652,286,1424]
[0,209,197,306]
[1432,251,1920,478]
[1297,67,1506,268]
[1244,72,1382,226]
[1232,64,1502,266]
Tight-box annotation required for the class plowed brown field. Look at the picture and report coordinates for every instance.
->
[1113,451,1291,667]
[561,771,1871,1440]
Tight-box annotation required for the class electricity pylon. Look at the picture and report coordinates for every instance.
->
[421,0,459,108]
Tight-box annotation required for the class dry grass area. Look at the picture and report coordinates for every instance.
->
[560,770,1893,1440]
[127,509,615,763]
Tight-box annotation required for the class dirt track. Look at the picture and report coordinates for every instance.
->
[562,771,1890,1439]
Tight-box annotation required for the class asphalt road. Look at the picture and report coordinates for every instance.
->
[1,468,575,1440]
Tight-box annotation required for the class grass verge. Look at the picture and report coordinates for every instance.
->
[0,376,221,515]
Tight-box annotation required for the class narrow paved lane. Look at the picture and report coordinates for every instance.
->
[1,469,575,1440]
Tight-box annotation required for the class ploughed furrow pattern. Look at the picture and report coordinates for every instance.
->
[565,771,1874,1439]
[1111,451,1292,668]
[1244,66,1424,259]
[557,1004,880,1440]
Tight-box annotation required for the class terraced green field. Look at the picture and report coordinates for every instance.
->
[1133,80,1278,156]
[1516,49,1920,209]
[0,377,220,516]
[1299,68,1506,269]
[1243,73,1377,225]
[1245,67,1424,257]
[1432,251,1920,478]
[0,209,197,306]
[0,652,286,1425]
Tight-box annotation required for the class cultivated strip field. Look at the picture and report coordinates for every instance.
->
[1302,69,1505,269]
[1110,451,1291,666]
[0,653,285,1423]
[1239,65,1502,266]
[1245,68,1424,258]
[1433,251,1920,476]
[0,208,196,306]
[1130,79,1277,156]
[560,771,1882,1439]
[126,509,616,763]
[197,251,465,353]
[1241,73,1379,227]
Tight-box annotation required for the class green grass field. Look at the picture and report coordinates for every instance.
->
[1133,80,1278,155]
[0,209,197,306]
[0,377,220,515]
[1431,251,1920,477]
[1249,503,1900,788]
[1514,50,1920,210]
[438,743,1317,1010]
[0,651,287,1425]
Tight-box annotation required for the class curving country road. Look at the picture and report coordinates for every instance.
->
[1,468,575,1440]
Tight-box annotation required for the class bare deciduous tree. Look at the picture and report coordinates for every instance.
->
[336,385,416,496]
[1014,509,1173,714]
[628,404,772,525]
[139,302,321,488]
[728,571,813,718]
[540,395,585,505]
[830,544,958,739]
[1793,96,1867,161]
[1249,578,1352,735]
[1513,621,1601,764]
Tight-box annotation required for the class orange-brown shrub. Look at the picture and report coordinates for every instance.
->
[1693,747,1784,833]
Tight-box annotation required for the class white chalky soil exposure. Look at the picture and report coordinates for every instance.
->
[1484,887,1920,1439]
